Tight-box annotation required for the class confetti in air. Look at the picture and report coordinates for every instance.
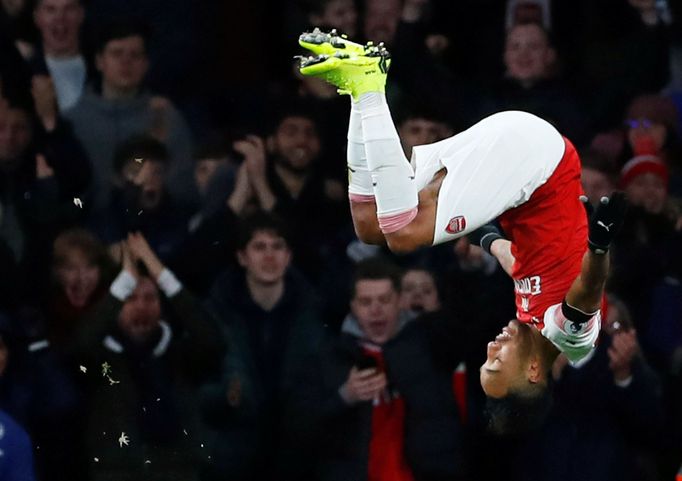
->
[94,458,99,463]
[135,158,143,163]
[79,365,87,373]
[183,429,188,436]
[73,198,83,208]
[101,362,120,385]
[145,460,151,464]
[118,432,130,447]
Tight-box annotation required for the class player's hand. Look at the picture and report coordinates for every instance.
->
[340,366,387,404]
[580,191,628,254]
[608,329,639,382]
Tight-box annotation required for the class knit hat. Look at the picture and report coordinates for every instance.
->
[619,155,669,189]
[626,95,680,133]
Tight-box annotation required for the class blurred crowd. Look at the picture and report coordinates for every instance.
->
[1,0,682,480]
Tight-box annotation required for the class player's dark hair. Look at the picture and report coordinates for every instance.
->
[351,257,403,299]
[236,211,291,251]
[485,380,553,438]
[113,135,169,174]
[95,17,149,54]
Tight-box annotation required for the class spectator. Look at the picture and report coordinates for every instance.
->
[304,0,359,38]
[29,0,90,112]
[199,212,325,481]
[76,232,224,481]
[399,267,441,314]
[580,149,618,206]
[486,21,588,144]
[0,409,36,481]
[0,310,85,481]
[63,19,194,210]
[287,258,468,481]
[610,154,680,338]
[0,95,90,300]
[397,106,452,159]
[47,227,112,354]
[232,103,351,286]
[90,135,192,261]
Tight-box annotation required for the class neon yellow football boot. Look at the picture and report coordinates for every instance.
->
[298,46,391,100]
[299,27,366,56]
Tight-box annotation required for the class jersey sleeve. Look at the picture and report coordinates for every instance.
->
[540,303,601,363]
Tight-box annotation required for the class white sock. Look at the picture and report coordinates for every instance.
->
[347,99,374,199]
[357,93,418,230]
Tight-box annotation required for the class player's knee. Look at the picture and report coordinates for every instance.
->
[355,226,385,245]
[385,233,420,254]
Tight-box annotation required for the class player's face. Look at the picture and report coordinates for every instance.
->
[96,35,149,93]
[399,269,440,313]
[56,248,101,308]
[118,278,162,342]
[34,0,84,55]
[272,116,321,172]
[237,231,291,286]
[625,172,667,214]
[581,167,615,205]
[504,24,554,83]
[480,320,532,398]
[352,279,401,345]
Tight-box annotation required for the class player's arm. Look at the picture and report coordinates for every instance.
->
[469,224,515,277]
[563,192,628,320]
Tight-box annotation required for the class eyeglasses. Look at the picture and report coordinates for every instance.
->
[625,118,654,129]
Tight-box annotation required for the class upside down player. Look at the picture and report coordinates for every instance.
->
[297,29,628,433]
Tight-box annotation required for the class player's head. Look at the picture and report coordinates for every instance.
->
[480,320,554,435]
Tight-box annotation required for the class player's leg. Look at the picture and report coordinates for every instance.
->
[299,39,429,251]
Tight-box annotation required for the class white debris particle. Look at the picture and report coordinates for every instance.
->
[73,198,83,208]
[145,460,151,464]
[101,362,111,377]
[183,429,188,436]
[118,432,130,447]
[94,457,99,463]
[200,443,204,448]
[107,376,120,386]
[137,210,143,216]
[134,158,143,163]
[156,398,160,402]
[142,407,146,413]
[79,365,87,373]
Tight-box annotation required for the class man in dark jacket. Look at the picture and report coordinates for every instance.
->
[200,212,326,481]
[76,232,224,481]
[288,258,468,481]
